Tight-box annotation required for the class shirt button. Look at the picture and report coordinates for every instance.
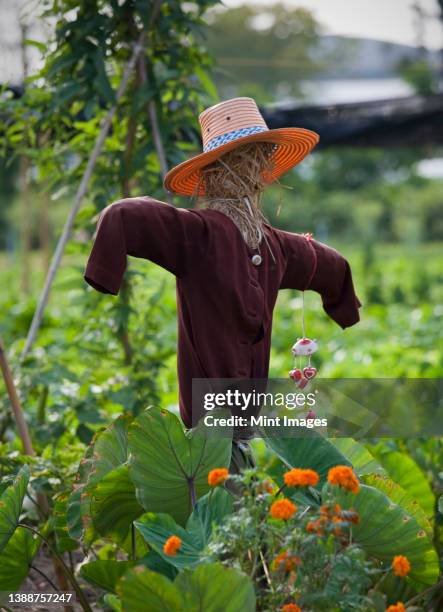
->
[251,254,262,266]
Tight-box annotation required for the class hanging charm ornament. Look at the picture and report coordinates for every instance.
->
[288,291,318,393]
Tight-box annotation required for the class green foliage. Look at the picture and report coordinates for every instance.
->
[0,527,39,591]
[334,484,439,585]
[80,560,134,594]
[117,563,256,612]
[135,487,233,569]
[0,465,30,552]
[127,407,232,525]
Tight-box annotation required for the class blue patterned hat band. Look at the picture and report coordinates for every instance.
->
[203,125,268,152]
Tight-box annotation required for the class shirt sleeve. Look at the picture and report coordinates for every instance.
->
[279,230,362,329]
[83,196,206,295]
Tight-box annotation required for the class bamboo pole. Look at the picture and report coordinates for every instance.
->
[0,336,35,456]
[20,32,147,360]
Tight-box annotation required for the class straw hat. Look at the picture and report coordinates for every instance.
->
[163,97,320,197]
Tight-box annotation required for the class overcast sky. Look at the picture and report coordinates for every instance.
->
[222,0,443,50]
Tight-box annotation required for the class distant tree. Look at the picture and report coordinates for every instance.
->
[203,3,321,103]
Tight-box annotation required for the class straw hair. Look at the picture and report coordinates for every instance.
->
[194,141,276,250]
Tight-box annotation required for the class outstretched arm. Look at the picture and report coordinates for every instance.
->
[84,196,206,294]
[278,230,362,329]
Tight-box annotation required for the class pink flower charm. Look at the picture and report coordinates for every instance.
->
[289,368,303,381]
[292,338,318,357]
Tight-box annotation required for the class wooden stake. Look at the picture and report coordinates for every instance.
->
[0,335,35,456]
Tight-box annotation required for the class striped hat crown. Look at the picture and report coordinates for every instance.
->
[199,97,269,153]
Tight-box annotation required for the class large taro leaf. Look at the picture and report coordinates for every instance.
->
[371,450,435,518]
[0,465,29,552]
[67,415,132,542]
[176,563,256,612]
[91,464,144,542]
[128,407,231,525]
[80,560,134,594]
[118,566,183,611]
[0,527,39,590]
[52,492,78,553]
[135,488,234,570]
[334,484,439,586]
[263,429,351,487]
[330,438,385,477]
[117,563,256,612]
[363,474,433,537]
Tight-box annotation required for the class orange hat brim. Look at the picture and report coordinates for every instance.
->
[163,127,320,197]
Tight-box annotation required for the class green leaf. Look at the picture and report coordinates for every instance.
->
[193,66,218,101]
[91,414,132,481]
[128,407,231,525]
[363,474,433,536]
[186,488,234,550]
[263,430,351,486]
[52,492,78,553]
[67,416,132,542]
[0,527,39,590]
[91,464,144,542]
[330,438,385,477]
[0,465,30,552]
[139,551,177,581]
[334,484,439,585]
[135,488,234,570]
[176,563,256,612]
[103,593,122,612]
[117,563,256,612]
[118,566,183,612]
[135,513,201,570]
[372,450,435,518]
[80,560,134,594]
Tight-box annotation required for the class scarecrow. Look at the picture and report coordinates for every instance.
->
[84,97,361,471]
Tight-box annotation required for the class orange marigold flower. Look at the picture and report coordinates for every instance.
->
[284,468,319,487]
[163,535,182,556]
[207,468,229,487]
[306,520,317,533]
[386,602,406,612]
[392,555,411,577]
[270,498,297,520]
[327,465,360,494]
[282,604,302,612]
[272,551,301,572]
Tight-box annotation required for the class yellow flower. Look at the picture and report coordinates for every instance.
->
[282,604,302,612]
[327,465,360,494]
[163,535,182,556]
[207,468,229,487]
[270,498,297,520]
[386,603,406,612]
[284,468,319,487]
[392,555,411,577]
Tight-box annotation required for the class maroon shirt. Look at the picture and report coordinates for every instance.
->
[84,196,361,427]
